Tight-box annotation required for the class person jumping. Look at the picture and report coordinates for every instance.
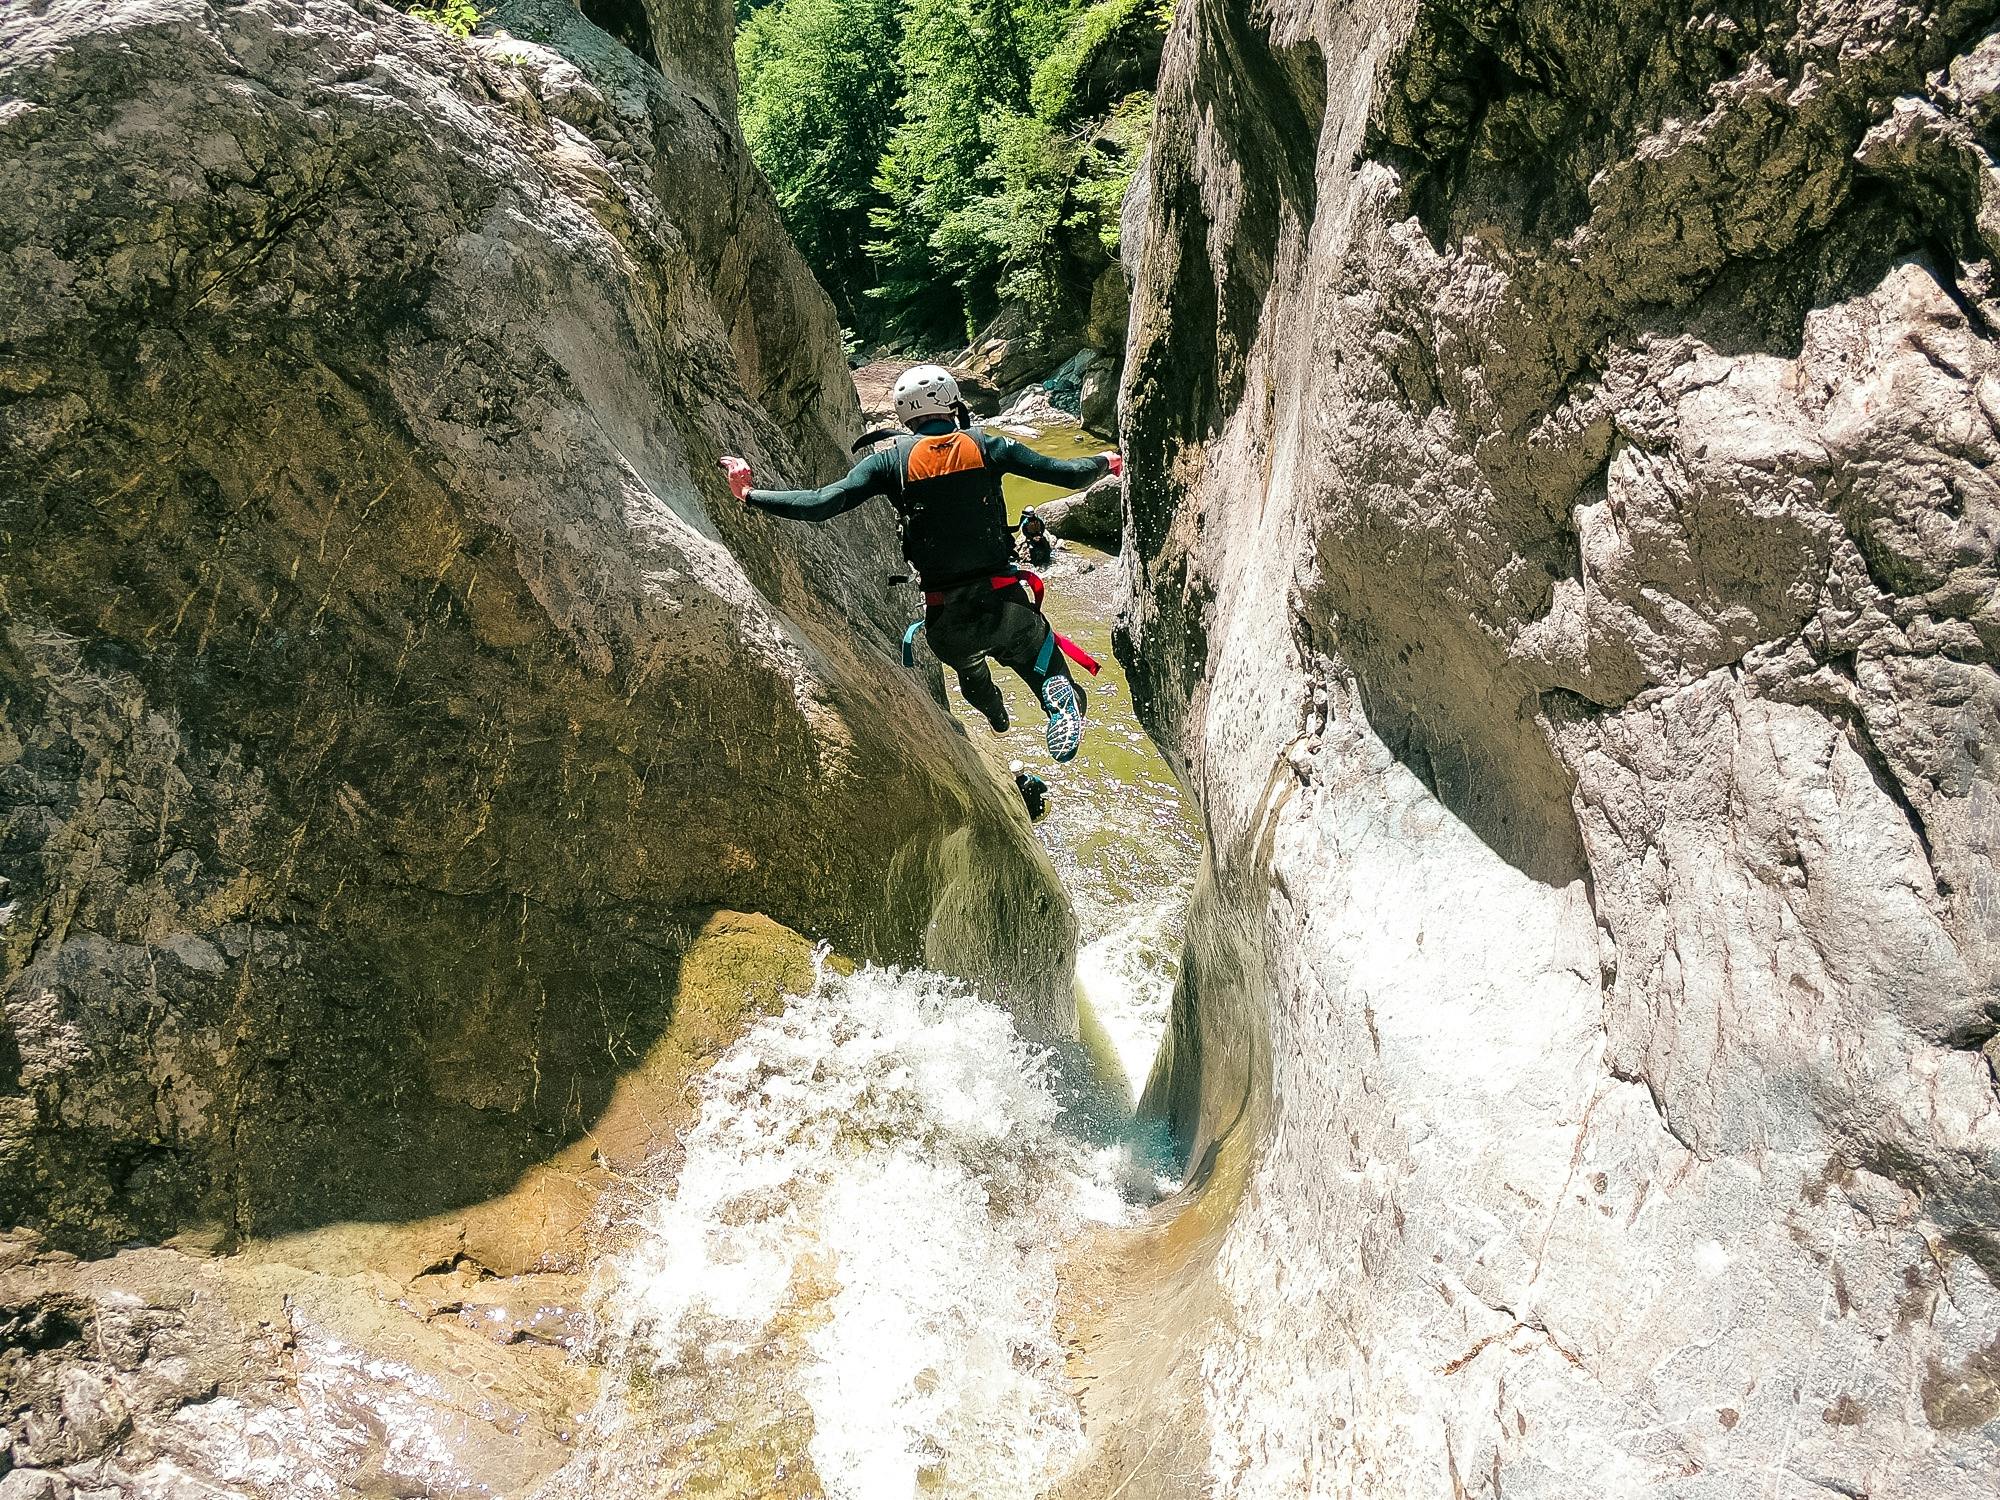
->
[720,364,1118,762]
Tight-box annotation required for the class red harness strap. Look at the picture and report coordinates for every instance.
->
[919,568,1099,675]
[1053,632,1100,675]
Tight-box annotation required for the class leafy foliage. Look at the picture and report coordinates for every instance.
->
[737,0,904,327]
[737,0,1168,346]
[409,0,481,38]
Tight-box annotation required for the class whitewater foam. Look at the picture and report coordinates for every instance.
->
[565,959,1130,1500]
[1077,891,1188,1102]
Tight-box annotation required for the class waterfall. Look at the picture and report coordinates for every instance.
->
[549,961,1143,1499]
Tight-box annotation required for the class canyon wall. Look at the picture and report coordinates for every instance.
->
[1119,0,2000,1494]
[0,0,1068,1490]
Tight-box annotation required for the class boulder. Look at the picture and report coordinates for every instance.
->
[1078,359,1120,433]
[0,1,1079,1482]
[995,385,1084,432]
[1037,474,1123,553]
[957,305,1085,395]
[1093,3,2000,1497]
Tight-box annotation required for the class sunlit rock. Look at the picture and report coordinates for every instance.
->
[1104,1,2000,1495]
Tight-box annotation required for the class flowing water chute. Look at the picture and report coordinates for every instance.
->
[545,961,1141,1499]
[538,428,1204,1499]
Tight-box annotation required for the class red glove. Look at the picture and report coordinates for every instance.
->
[1101,450,1123,478]
[720,456,754,502]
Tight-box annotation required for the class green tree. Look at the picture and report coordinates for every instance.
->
[865,0,1042,339]
[739,0,1167,348]
[409,0,481,37]
[736,0,905,328]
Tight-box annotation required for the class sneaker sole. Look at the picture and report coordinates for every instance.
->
[1042,677,1084,762]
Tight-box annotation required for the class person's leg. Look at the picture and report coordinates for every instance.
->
[982,594,1069,695]
[923,596,1009,732]
[954,659,1009,732]
[986,596,1087,761]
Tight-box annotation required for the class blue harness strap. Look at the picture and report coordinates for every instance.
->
[902,619,925,667]
[1033,627,1056,677]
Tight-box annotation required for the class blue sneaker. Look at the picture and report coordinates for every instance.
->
[1041,676,1085,762]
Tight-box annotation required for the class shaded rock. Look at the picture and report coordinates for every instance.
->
[1038,347,1107,419]
[1093,2,2000,1497]
[1084,262,1130,359]
[1078,358,1120,432]
[1038,474,1123,553]
[575,0,660,68]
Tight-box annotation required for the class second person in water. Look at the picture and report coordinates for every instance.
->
[721,364,1118,762]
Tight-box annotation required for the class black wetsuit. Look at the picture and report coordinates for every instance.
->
[746,422,1108,721]
[1014,769,1049,821]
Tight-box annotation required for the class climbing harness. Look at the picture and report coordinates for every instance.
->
[900,567,1100,676]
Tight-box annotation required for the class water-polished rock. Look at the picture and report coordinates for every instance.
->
[1098,2,2000,1497]
[0,0,1075,1491]
[1038,473,1124,553]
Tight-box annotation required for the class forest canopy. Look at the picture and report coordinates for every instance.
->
[735,0,1167,350]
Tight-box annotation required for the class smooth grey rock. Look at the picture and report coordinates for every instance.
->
[1037,473,1123,553]
[1095,1,2000,1497]
[996,385,1084,431]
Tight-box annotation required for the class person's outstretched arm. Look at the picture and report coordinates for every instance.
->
[721,449,898,520]
[980,435,1122,488]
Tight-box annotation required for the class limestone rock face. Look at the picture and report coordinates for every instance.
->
[0,0,1072,1260]
[1115,1,2000,1495]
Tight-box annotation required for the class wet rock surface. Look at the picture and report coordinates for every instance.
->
[1110,1,2000,1496]
[0,0,1071,1491]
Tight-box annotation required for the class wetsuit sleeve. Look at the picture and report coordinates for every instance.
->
[746,450,897,520]
[980,434,1110,488]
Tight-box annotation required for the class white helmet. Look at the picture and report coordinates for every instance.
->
[892,364,961,425]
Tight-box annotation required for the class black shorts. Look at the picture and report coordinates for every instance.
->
[924,583,1063,687]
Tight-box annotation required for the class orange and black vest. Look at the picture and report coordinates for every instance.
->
[892,429,1012,588]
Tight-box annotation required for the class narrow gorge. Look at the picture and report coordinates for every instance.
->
[3,0,1997,1497]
